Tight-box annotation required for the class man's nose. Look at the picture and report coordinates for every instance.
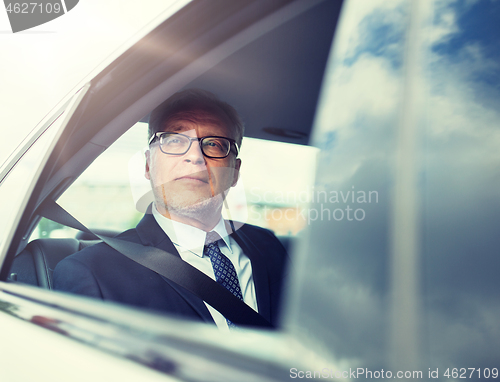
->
[183,139,205,165]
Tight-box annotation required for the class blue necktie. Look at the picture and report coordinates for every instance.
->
[204,231,243,328]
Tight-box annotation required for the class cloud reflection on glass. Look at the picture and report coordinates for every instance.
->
[287,0,500,374]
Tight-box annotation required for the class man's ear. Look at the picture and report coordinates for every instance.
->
[231,158,241,187]
[145,150,151,180]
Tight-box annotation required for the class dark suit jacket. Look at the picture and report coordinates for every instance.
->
[53,214,289,327]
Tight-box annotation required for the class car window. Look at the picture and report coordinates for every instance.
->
[0,111,68,256]
[286,0,500,377]
[39,122,149,239]
[285,0,407,370]
[418,0,500,374]
[36,121,319,240]
[237,138,319,236]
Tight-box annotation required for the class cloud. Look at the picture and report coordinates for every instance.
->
[289,0,500,372]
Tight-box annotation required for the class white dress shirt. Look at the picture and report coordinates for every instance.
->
[152,205,258,331]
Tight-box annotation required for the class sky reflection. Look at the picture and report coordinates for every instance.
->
[288,0,500,375]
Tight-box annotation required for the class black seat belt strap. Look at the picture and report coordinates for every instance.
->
[39,200,273,328]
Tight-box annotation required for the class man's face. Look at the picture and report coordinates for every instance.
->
[145,111,241,220]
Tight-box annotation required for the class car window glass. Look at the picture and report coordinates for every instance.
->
[230,138,319,237]
[286,0,500,375]
[285,0,409,371]
[419,0,500,373]
[50,122,149,238]
[0,113,66,256]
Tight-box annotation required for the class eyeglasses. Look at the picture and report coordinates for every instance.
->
[149,132,239,159]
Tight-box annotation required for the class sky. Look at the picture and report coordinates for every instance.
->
[0,0,187,167]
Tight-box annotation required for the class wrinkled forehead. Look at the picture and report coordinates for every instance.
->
[161,110,233,136]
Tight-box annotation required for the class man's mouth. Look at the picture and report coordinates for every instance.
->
[176,175,209,183]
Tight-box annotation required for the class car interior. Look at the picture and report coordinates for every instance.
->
[2,0,342,313]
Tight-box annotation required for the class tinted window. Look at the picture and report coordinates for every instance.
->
[286,0,500,378]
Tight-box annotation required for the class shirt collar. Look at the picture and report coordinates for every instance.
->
[152,204,232,257]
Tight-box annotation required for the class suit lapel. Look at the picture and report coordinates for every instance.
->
[135,214,214,325]
[230,225,272,323]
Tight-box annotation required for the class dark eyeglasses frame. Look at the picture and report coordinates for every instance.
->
[149,132,239,158]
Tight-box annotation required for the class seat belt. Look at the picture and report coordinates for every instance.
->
[39,200,273,329]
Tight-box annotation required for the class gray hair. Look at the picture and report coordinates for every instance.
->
[148,89,244,147]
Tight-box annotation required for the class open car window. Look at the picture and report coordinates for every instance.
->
[38,124,319,242]
[35,122,149,239]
